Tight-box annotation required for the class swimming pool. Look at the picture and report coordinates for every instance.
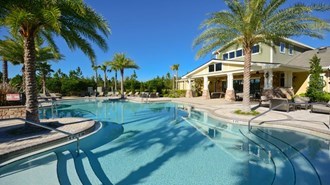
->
[1,99,329,185]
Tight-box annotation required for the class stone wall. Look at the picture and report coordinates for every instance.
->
[0,106,25,119]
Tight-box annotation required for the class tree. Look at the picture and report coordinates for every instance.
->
[193,0,329,112]
[0,36,62,92]
[1,0,110,123]
[36,62,54,95]
[170,64,179,90]
[99,64,108,92]
[108,53,139,98]
[306,55,325,102]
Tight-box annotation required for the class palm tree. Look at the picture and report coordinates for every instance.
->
[0,36,62,92]
[92,65,99,84]
[1,0,110,123]
[99,64,108,92]
[194,0,329,112]
[36,62,54,95]
[108,53,139,99]
[170,64,179,90]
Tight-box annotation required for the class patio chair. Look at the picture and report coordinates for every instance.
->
[134,92,140,97]
[270,98,295,112]
[259,96,270,107]
[107,92,113,96]
[311,101,330,114]
[294,96,310,110]
[50,93,62,100]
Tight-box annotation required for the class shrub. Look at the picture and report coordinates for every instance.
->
[234,109,260,116]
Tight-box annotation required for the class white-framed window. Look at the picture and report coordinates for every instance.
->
[280,42,286,53]
[223,53,228,60]
[252,45,260,54]
[289,45,294,55]
[236,49,243,57]
[229,51,235,59]
[215,63,222,71]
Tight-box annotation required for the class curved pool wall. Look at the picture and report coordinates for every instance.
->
[0,99,329,185]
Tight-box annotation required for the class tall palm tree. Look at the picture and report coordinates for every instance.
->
[99,64,108,92]
[36,62,54,95]
[1,0,110,123]
[194,0,329,112]
[108,53,139,99]
[170,64,179,90]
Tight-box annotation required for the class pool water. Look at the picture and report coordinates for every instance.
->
[0,99,329,185]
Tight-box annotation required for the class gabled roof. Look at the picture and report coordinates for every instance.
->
[182,59,281,79]
[212,38,314,55]
[285,46,330,69]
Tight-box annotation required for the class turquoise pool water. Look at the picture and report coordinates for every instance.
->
[0,99,329,185]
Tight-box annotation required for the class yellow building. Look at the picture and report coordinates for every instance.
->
[178,38,330,100]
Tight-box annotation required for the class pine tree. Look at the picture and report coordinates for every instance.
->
[306,55,325,102]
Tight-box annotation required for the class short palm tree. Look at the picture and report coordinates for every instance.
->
[0,36,62,92]
[108,53,139,98]
[1,0,110,123]
[170,64,179,90]
[194,0,329,112]
[36,62,54,95]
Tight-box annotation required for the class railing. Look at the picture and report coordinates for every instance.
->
[12,117,80,156]
[248,102,330,131]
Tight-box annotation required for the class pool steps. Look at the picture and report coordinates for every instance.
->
[55,150,82,185]
[253,129,322,185]
[70,149,102,185]
[241,130,295,185]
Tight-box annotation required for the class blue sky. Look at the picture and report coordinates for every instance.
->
[4,0,330,81]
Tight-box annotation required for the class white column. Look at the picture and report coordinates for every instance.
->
[187,78,192,90]
[227,73,234,90]
[285,71,293,88]
[264,70,273,89]
[203,76,209,90]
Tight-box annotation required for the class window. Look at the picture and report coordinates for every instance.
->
[236,49,243,57]
[223,53,228,60]
[209,65,215,72]
[215,63,222,71]
[289,45,293,55]
[229,51,235,59]
[252,45,260,53]
[280,42,285,53]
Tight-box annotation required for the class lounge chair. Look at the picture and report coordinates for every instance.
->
[134,92,140,97]
[270,98,295,112]
[294,96,310,110]
[127,92,132,96]
[38,93,51,101]
[50,93,62,100]
[259,96,270,107]
[107,92,113,96]
[311,101,330,114]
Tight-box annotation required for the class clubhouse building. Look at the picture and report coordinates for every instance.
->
[178,38,330,101]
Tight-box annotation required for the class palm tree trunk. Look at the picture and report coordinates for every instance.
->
[2,59,8,83]
[22,65,26,92]
[242,47,252,112]
[176,70,178,90]
[103,70,107,91]
[24,35,39,124]
[42,74,46,95]
[114,71,117,92]
[172,71,175,90]
[95,70,98,84]
[120,69,124,99]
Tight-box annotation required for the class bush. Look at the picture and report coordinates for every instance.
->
[234,109,260,116]
[166,90,186,98]
[0,83,18,94]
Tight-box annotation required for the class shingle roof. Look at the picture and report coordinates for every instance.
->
[285,46,330,69]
